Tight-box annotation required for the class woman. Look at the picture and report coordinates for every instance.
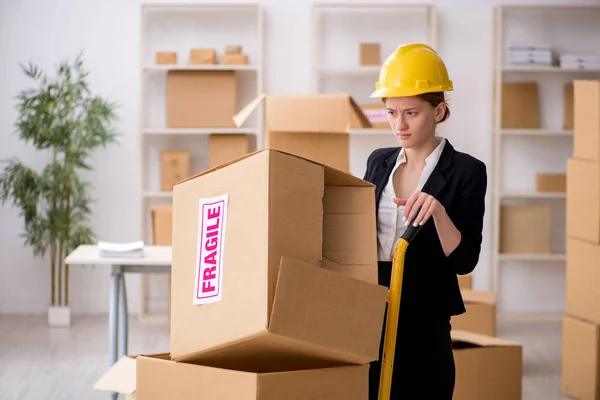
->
[363,43,487,399]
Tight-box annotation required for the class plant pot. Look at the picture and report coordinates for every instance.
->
[48,306,71,327]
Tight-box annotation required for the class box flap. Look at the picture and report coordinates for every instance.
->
[233,93,266,128]
[451,330,521,348]
[93,356,137,394]
[461,289,497,306]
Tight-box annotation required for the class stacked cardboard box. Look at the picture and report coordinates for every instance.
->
[564,79,600,400]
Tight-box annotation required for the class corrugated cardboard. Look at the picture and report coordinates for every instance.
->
[567,158,600,244]
[536,173,566,192]
[451,290,496,336]
[562,314,600,400]
[457,273,472,290]
[500,204,551,254]
[233,94,372,172]
[166,70,236,128]
[501,82,540,129]
[221,53,248,65]
[136,354,369,400]
[208,134,257,169]
[564,82,574,130]
[155,52,177,65]
[566,237,600,326]
[189,48,216,64]
[151,205,172,246]
[452,330,522,400]
[160,150,190,191]
[574,80,600,161]
[170,148,387,369]
[360,43,380,66]
[93,356,137,400]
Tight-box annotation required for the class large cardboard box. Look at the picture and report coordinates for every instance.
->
[562,314,600,400]
[451,290,496,336]
[208,134,257,169]
[166,70,236,128]
[233,94,372,172]
[160,150,190,191]
[457,273,472,290]
[501,82,540,129]
[136,354,369,399]
[566,237,600,326]
[567,158,600,244]
[574,80,600,161]
[151,205,172,246]
[170,148,387,369]
[536,173,566,192]
[500,204,551,254]
[452,330,522,400]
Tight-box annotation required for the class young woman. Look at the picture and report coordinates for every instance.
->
[363,43,488,399]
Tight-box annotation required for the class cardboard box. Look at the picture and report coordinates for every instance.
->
[170,148,387,368]
[457,273,472,290]
[536,173,566,192]
[574,80,600,161]
[189,48,216,64]
[499,204,551,254]
[225,45,242,54]
[501,82,540,129]
[562,314,600,400]
[166,70,236,128]
[350,103,389,129]
[151,205,172,246]
[209,134,257,169]
[233,94,372,172]
[360,43,380,66]
[566,237,600,326]
[564,82,574,130]
[155,52,177,65]
[451,290,496,336]
[136,354,369,399]
[93,356,137,399]
[452,330,522,400]
[160,150,190,191]
[567,158,600,244]
[221,53,248,65]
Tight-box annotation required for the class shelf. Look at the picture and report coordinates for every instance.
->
[500,190,566,199]
[143,65,258,72]
[141,3,261,12]
[143,128,257,136]
[143,191,174,199]
[499,129,573,137]
[500,65,600,73]
[498,253,566,262]
[318,66,380,75]
[349,128,390,135]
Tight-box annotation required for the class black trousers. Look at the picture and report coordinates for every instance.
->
[368,261,455,399]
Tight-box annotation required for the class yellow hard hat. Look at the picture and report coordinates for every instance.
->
[370,43,453,98]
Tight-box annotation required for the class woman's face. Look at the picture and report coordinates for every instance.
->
[385,96,443,148]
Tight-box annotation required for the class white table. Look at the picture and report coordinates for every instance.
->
[65,244,171,399]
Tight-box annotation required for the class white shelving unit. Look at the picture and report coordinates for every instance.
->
[310,2,437,178]
[490,4,600,320]
[138,3,264,319]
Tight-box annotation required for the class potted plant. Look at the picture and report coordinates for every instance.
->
[0,53,119,327]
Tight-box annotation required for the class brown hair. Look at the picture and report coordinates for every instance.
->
[382,91,450,123]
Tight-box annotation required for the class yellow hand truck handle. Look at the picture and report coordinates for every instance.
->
[378,218,423,400]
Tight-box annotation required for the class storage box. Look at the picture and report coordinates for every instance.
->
[499,204,551,254]
[536,173,566,192]
[136,354,369,399]
[452,330,522,400]
[566,237,600,326]
[574,80,600,161]
[501,82,540,129]
[225,45,242,54]
[155,52,177,65]
[166,70,237,128]
[360,43,380,66]
[208,134,257,169]
[350,103,389,129]
[562,314,600,400]
[151,205,172,246]
[567,158,600,244]
[451,290,496,336]
[170,148,387,368]
[160,150,190,191]
[189,48,216,64]
[233,94,372,172]
[457,273,472,290]
[221,53,248,65]
[564,82,574,130]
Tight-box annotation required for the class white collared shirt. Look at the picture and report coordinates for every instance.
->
[377,137,447,262]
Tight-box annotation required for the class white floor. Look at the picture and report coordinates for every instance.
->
[0,314,569,400]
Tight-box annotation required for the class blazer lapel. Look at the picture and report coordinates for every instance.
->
[421,140,454,199]
[373,148,400,216]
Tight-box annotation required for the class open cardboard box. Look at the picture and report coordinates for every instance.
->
[170,148,387,370]
[451,289,497,336]
[233,94,372,172]
[93,356,137,399]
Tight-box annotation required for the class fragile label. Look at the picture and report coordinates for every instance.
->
[194,194,228,305]
[363,108,388,124]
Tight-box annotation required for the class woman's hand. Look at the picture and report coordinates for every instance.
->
[393,191,445,227]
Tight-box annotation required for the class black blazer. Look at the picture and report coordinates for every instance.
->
[363,140,488,322]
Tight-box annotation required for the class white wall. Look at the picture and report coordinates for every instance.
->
[1,0,596,316]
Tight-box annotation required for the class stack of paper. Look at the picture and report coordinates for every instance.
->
[506,43,554,66]
[559,54,600,70]
[98,241,144,258]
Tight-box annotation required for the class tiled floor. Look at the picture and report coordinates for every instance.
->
[0,314,569,399]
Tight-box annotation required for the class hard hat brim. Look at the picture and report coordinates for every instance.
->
[370,85,453,99]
